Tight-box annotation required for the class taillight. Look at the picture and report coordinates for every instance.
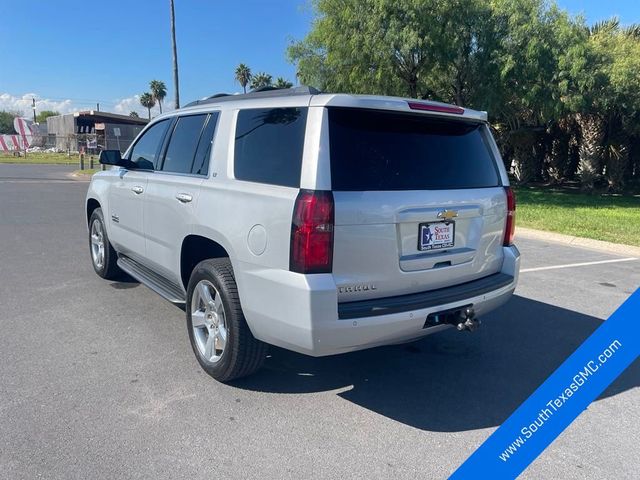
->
[407,101,464,115]
[504,187,516,246]
[290,190,334,274]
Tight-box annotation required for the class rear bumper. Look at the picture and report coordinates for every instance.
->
[337,272,514,320]
[237,245,520,356]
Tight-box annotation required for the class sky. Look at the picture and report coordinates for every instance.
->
[0,0,638,118]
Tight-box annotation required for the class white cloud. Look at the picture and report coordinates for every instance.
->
[114,95,175,119]
[1,92,176,121]
[0,93,77,116]
[113,95,146,117]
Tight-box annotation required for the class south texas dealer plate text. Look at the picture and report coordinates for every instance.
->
[419,221,455,251]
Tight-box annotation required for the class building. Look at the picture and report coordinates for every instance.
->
[46,111,148,153]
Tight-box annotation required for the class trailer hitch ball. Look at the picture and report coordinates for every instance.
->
[456,307,480,332]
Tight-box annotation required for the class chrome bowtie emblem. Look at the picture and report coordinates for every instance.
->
[437,210,458,221]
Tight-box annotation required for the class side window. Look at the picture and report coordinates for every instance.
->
[234,107,307,187]
[129,119,171,170]
[191,112,219,176]
[161,114,208,174]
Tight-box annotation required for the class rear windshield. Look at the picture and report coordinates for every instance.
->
[328,108,500,191]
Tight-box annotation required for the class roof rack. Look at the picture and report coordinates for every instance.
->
[183,86,321,108]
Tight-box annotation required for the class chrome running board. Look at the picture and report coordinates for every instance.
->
[117,255,186,306]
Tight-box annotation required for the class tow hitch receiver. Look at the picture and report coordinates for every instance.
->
[424,305,480,332]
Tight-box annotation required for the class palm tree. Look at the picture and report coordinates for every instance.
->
[576,112,605,190]
[573,19,622,191]
[139,93,156,120]
[250,72,273,90]
[274,77,293,89]
[546,116,575,184]
[149,80,167,113]
[235,64,252,93]
[170,0,180,109]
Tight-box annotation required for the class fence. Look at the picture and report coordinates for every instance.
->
[0,133,138,157]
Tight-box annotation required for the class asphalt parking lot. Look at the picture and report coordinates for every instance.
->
[1,164,638,479]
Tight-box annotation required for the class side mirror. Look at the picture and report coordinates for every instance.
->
[99,150,125,166]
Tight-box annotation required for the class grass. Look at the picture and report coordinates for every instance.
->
[72,168,100,176]
[515,186,640,246]
[0,152,98,165]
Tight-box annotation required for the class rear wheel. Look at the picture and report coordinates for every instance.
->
[186,258,268,382]
[89,208,121,280]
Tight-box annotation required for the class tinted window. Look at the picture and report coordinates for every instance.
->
[162,114,208,174]
[129,119,171,170]
[234,107,307,187]
[191,113,219,176]
[328,108,500,191]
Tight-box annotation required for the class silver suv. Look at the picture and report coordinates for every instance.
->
[86,87,520,382]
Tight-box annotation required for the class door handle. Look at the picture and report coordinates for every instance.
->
[131,185,144,194]
[175,193,193,203]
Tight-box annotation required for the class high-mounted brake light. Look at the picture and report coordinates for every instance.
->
[290,190,334,274]
[407,101,464,115]
[504,187,516,246]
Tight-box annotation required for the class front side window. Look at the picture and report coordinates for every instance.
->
[161,114,208,174]
[129,119,171,170]
[234,107,308,187]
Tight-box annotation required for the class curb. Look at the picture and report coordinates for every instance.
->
[516,227,640,258]
[66,172,92,181]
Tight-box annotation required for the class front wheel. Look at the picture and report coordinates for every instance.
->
[186,258,268,382]
[89,208,121,280]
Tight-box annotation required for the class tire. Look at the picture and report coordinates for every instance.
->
[186,258,268,382]
[89,208,121,280]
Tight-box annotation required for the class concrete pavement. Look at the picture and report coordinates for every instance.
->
[0,164,638,479]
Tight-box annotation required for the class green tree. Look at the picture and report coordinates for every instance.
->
[139,93,156,120]
[289,0,640,191]
[129,111,140,118]
[36,110,59,123]
[487,0,583,183]
[250,72,273,90]
[288,0,427,97]
[594,24,640,191]
[0,111,16,134]
[274,77,294,89]
[558,18,640,190]
[235,64,252,93]
[149,80,167,113]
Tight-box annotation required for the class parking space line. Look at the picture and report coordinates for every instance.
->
[521,258,637,273]
[0,180,83,184]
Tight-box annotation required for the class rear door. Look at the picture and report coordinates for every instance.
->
[327,107,507,302]
[143,112,218,285]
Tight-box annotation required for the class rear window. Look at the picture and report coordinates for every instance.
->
[162,114,208,174]
[328,108,500,191]
[234,107,307,188]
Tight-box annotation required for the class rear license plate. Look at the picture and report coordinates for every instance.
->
[418,221,455,251]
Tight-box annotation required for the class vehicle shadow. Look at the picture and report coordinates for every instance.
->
[109,273,140,289]
[232,295,639,432]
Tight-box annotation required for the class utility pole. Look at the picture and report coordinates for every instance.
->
[32,98,37,123]
[170,0,180,109]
